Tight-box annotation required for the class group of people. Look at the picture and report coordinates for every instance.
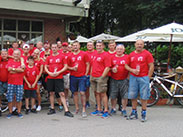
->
[0,39,154,122]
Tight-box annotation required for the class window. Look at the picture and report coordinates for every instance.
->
[0,18,44,49]
[4,19,16,30]
[18,20,30,31]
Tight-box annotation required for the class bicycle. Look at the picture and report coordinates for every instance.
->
[138,72,183,107]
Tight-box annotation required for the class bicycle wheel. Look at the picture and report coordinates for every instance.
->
[176,87,183,106]
[138,84,160,107]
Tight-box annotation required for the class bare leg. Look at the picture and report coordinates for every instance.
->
[49,92,55,109]
[101,92,108,112]
[37,85,41,106]
[122,99,128,110]
[141,99,147,110]
[16,102,22,113]
[8,102,13,113]
[86,88,90,103]
[131,99,138,110]
[73,92,79,111]
[80,92,86,112]
[59,92,69,112]
[25,98,29,109]
[96,92,101,111]
[111,98,117,109]
[31,98,35,109]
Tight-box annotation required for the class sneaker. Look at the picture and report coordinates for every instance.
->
[86,101,90,108]
[121,110,127,117]
[141,111,147,122]
[31,109,37,114]
[90,110,103,116]
[81,112,87,118]
[36,106,41,112]
[25,109,30,115]
[47,109,56,115]
[58,105,63,112]
[127,110,138,120]
[12,109,18,115]
[18,113,23,119]
[110,109,116,115]
[101,111,109,118]
[64,111,74,117]
[6,113,12,119]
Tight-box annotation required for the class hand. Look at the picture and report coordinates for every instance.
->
[32,83,36,88]
[73,66,78,71]
[28,83,32,88]
[132,69,139,75]
[112,67,117,73]
[21,64,25,69]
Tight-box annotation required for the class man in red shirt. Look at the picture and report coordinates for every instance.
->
[45,43,73,117]
[125,40,154,122]
[21,44,30,65]
[8,41,23,58]
[40,41,52,60]
[85,41,97,108]
[60,42,71,107]
[29,42,36,56]
[109,44,129,117]
[57,41,62,52]
[0,49,9,116]
[68,41,90,118]
[6,49,25,119]
[90,40,111,118]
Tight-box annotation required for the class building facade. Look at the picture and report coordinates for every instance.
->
[0,0,90,49]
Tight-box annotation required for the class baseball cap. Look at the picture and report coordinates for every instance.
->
[62,42,68,47]
[23,44,30,49]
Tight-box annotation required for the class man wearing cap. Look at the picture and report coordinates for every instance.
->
[59,42,71,107]
[21,44,30,65]
[125,39,154,122]
[67,41,90,118]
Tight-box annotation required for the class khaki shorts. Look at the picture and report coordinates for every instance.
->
[63,73,70,89]
[90,76,108,93]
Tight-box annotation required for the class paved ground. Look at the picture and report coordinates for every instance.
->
[0,105,183,137]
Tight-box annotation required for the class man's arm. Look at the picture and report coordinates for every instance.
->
[125,64,139,75]
[56,64,68,75]
[148,63,154,78]
[101,67,110,78]
[85,62,90,76]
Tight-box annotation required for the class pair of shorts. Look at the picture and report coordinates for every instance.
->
[128,75,150,100]
[24,90,36,98]
[63,74,70,89]
[109,78,129,99]
[0,81,7,96]
[70,75,87,93]
[86,75,90,88]
[47,79,64,93]
[90,76,108,93]
[7,84,23,102]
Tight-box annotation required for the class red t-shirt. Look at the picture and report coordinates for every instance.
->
[91,51,111,77]
[107,51,116,77]
[34,58,44,73]
[58,49,63,54]
[8,48,23,56]
[111,55,129,80]
[86,50,97,75]
[68,51,90,77]
[61,51,71,75]
[128,49,154,77]
[0,60,9,82]
[21,54,29,65]
[29,47,37,56]
[24,66,39,90]
[7,60,24,85]
[45,54,66,79]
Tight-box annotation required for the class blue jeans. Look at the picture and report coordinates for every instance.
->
[70,75,87,93]
[128,75,150,100]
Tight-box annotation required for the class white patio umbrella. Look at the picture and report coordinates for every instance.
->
[68,35,90,43]
[90,33,120,41]
[140,22,183,69]
[116,28,183,42]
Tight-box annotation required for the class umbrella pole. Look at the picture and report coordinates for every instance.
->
[167,34,173,72]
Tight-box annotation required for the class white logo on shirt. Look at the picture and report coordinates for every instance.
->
[138,56,143,61]
[50,59,53,63]
[97,57,101,61]
[113,60,117,64]
[32,71,36,75]
[131,57,134,62]
[72,57,76,62]
[77,56,82,61]
[56,59,60,63]
[120,60,125,64]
